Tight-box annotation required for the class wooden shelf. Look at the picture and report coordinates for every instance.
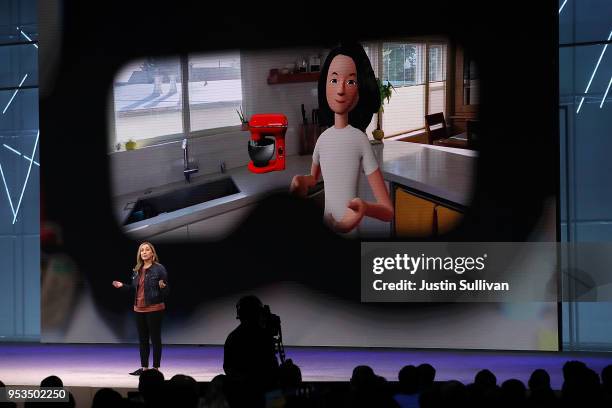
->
[267,70,320,85]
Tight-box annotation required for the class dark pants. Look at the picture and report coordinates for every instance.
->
[135,311,163,368]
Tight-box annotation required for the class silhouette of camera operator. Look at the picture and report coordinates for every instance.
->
[223,295,280,392]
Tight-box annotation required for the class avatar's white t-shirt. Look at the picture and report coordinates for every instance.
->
[312,125,379,223]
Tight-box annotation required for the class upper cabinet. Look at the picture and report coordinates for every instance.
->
[454,45,479,114]
[462,50,479,108]
[450,45,479,133]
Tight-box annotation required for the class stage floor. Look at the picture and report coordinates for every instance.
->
[0,343,610,389]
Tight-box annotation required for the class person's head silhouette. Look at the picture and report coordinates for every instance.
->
[236,295,264,325]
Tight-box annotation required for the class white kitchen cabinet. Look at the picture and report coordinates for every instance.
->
[187,205,255,241]
[147,225,189,243]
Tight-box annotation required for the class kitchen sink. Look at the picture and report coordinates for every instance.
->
[124,177,240,225]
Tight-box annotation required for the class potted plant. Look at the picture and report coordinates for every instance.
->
[236,105,249,131]
[125,139,137,150]
[372,79,396,141]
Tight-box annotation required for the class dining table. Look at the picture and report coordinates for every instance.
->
[433,132,470,149]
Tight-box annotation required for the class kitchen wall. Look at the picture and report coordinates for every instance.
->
[110,47,325,197]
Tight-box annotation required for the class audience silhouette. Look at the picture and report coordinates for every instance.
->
[2,360,611,408]
[416,363,436,392]
[602,364,612,405]
[394,365,419,408]
[528,368,558,407]
[23,375,75,408]
[0,380,16,408]
[91,388,123,408]
[203,374,230,408]
[138,368,165,407]
[345,365,399,408]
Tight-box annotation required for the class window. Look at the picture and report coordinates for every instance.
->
[383,43,424,86]
[428,44,447,118]
[112,57,183,145]
[111,51,242,149]
[364,40,448,138]
[381,42,426,135]
[428,45,445,82]
[188,52,242,132]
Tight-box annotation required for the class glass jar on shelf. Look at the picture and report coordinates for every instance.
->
[309,55,320,72]
[298,57,308,73]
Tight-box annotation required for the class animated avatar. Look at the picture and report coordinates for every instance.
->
[290,42,393,234]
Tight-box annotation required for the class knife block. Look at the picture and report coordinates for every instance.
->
[299,124,325,155]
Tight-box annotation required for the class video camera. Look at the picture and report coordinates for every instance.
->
[262,304,286,364]
[261,304,281,336]
[236,296,286,364]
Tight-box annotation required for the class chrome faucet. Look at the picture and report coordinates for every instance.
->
[182,138,198,182]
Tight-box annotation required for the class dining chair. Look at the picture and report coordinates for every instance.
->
[425,112,448,145]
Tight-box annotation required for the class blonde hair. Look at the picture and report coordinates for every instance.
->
[133,241,159,272]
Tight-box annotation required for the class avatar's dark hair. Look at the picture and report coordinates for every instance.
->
[318,42,380,132]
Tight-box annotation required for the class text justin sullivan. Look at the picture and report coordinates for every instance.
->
[373,279,510,291]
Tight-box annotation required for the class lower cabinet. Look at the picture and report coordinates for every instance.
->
[187,205,255,241]
[146,205,255,243]
[395,188,436,237]
[148,225,189,243]
[394,187,463,237]
[436,205,463,235]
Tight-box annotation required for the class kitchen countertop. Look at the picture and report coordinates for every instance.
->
[378,140,476,207]
[115,141,476,239]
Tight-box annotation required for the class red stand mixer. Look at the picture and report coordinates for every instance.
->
[247,113,287,173]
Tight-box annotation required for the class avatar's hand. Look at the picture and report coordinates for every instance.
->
[290,175,309,198]
[112,281,123,288]
[159,280,167,289]
[328,198,367,233]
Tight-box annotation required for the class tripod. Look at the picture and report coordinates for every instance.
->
[273,325,286,365]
